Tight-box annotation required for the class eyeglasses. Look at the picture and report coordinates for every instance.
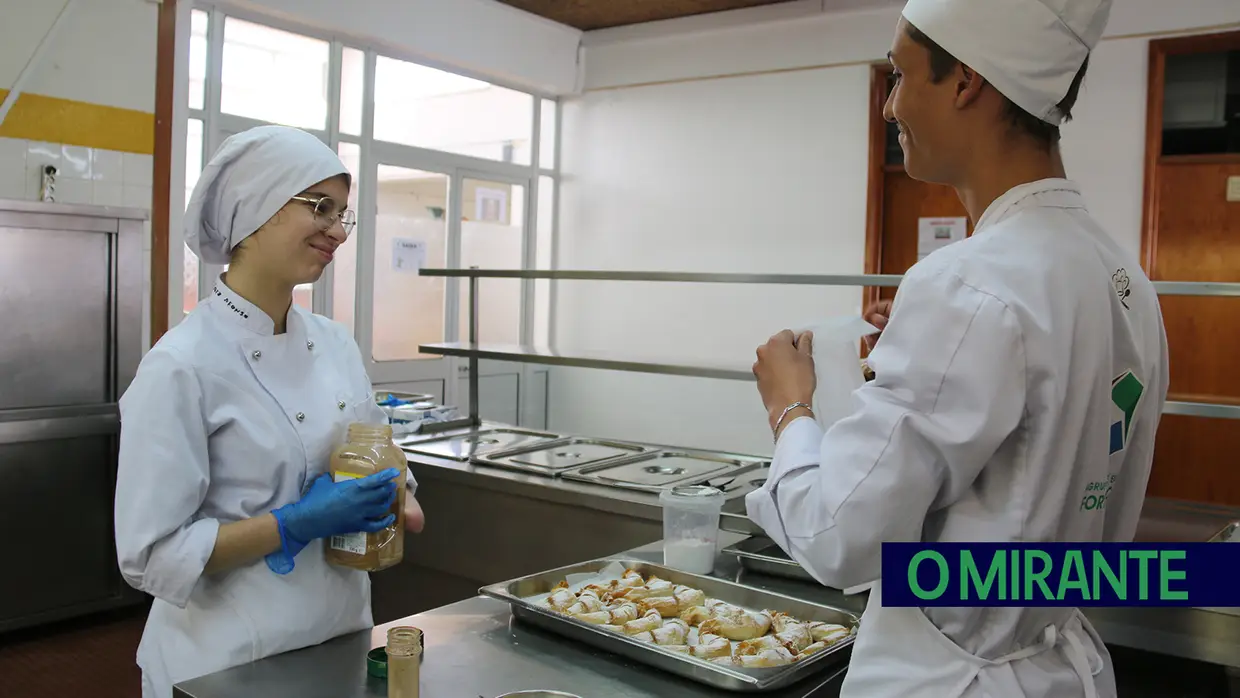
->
[291,195,357,235]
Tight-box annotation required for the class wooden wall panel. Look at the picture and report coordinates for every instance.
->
[1145,159,1240,505]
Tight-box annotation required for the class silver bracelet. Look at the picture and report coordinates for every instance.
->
[773,401,813,442]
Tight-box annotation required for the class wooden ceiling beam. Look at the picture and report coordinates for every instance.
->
[494,0,799,31]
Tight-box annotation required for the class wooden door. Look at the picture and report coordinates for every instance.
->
[863,66,972,352]
[1141,33,1240,506]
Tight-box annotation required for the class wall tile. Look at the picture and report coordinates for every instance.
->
[123,152,153,186]
[123,184,152,210]
[61,145,93,179]
[93,182,125,207]
[55,177,94,205]
[0,137,27,199]
[92,149,124,182]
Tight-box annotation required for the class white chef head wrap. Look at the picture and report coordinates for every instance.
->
[901,0,1112,125]
[185,125,350,264]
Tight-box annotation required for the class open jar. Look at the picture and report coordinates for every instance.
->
[325,422,407,572]
[658,485,724,575]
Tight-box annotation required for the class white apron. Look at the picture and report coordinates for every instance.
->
[840,585,1111,698]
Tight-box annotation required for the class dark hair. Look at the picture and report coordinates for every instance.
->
[905,24,1089,149]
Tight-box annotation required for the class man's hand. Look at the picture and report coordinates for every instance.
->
[863,299,893,351]
[754,330,816,436]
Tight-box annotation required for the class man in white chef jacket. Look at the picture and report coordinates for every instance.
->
[747,1,1169,697]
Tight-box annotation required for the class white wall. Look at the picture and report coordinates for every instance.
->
[550,0,1240,456]
[222,0,583,95]
[0,0,157,112]
[1,0,157,351]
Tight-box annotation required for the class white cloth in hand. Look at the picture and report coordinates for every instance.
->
[793,316,881,433]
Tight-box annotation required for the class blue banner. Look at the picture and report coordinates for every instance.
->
[880,543,1240,607]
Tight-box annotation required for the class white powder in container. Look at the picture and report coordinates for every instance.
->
[663,538,717,574]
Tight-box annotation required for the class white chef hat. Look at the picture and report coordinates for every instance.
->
[901,0,1112,125]
[185,125,350,264]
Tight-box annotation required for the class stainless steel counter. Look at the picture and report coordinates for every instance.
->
[173,535,849,698]
[393,423,1240,672]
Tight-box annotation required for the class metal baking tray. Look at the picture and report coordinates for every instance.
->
[472,436,655,477]
[724,536,817,584]
[374,390,436,404]
[399,428,561,461]
[479,557,858,692]
[561,450,767,493]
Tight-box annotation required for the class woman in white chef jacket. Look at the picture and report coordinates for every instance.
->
[748,1,1168,697]
[114,125,425,698]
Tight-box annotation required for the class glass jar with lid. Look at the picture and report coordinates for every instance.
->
[325,422,407,571]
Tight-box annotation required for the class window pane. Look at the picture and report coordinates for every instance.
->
[340,48,365,136]
[539,99,557,169]
[184,244,200,316]
[372,166,448,361]
[183,119,205,316]
[293,283,313,310]
[186,118,203,209]
[374,56,533,164]
[189,10,208,110]
[221,18,329,129]
[533,176,554,345]
[459,179,524,345]
[332,142,361,335]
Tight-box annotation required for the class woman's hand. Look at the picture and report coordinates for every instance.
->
[404,495,425,533]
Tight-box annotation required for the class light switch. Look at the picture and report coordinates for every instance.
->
[1228,176,1240,203]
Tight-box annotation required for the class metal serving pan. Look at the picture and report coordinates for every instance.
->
[561,449,767,493]
[479,557,859,693]
[724,536,817,584]
[399,428,561,461]
[472,436,655,477]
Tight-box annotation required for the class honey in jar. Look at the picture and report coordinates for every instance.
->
[325,422,407,571]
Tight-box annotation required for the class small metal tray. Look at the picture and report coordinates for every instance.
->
[561,450,766,493]
[479,557,858,693]
[400,428,561,461]
[1208,521,1238,543]
[472,436,655,477]
[724,536,817,584]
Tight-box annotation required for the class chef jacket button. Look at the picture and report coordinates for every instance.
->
[307,340,315,350]
[252,350,262,360]
[296,412,306,422]
[338,401,346,410]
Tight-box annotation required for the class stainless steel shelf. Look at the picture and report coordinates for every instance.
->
[419,342,753,381]
[421,342,1240,421]
[421,268,1240,297]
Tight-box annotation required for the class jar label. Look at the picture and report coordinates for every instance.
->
[329,471,367,555]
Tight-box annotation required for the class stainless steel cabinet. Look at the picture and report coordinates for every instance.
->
[0,199,145,632]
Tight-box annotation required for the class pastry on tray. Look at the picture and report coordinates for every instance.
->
[536,567,854,667]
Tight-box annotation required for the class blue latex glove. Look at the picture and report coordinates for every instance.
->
[265,468,400,574]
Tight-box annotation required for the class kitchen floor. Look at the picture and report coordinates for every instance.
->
[0,604,147,698]
[0,605,1235,698]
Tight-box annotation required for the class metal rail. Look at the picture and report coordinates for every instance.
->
[429,268,1240,424]
[420,268,1240,297]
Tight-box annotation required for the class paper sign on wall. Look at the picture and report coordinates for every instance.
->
[392,238,426,274]
[917,217,968,261]
[475,187,508,223]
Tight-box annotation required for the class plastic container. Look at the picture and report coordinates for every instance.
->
[386,626,422,698]
[658,485,725,575]
[325,423,407,572]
